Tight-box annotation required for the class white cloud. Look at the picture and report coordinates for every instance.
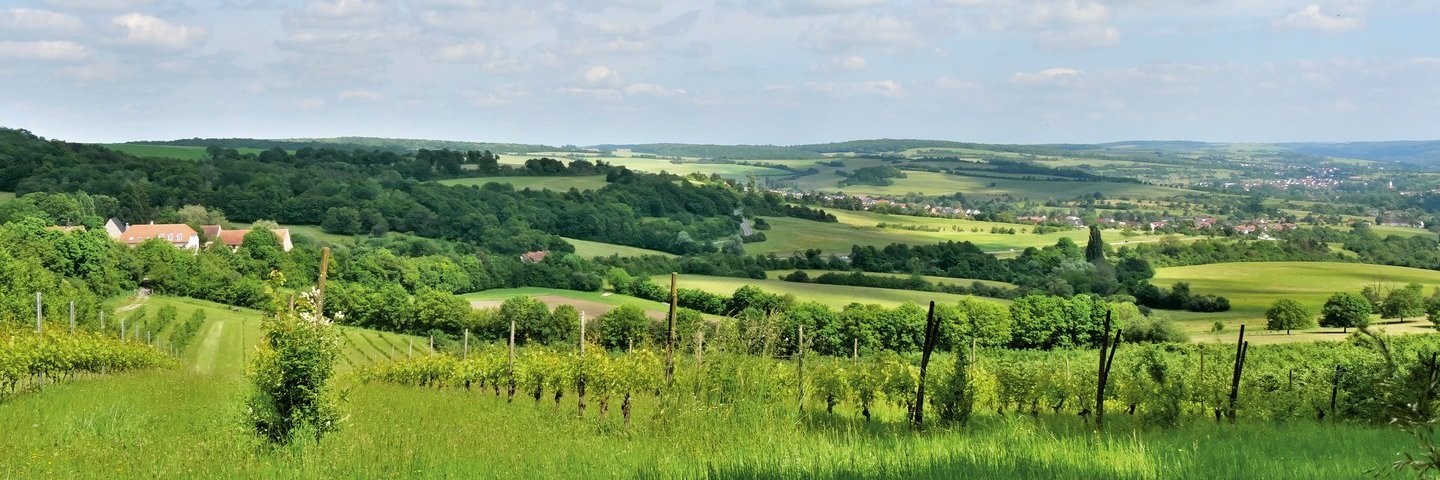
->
[292,98,325,109]
[43,0,152,10]
[0,8,85,33]
[583,65,623,85]
[464,84,529,106]
[304,0,385,19]
[1028,0,1110,26]
[1273,5,1363,33]
[813,55,868,72]
[0,40,93,61]
[557,86,623,101]
[1037,25,1119,49]
[437,42,490,62]
[1410,57,1440,67]
[934,77,977,90]
[746,0,886,16]
[111,13,208,50]
[1011,67,1084,85]
[803,14,928,52]
[624,83,687,97]
[339,89,384,101]
[803,79,905,97]
[54,62,119,81]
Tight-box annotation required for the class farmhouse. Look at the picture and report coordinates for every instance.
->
[202,225,294,252]
[520,251,548,263]
[108,220,200,250]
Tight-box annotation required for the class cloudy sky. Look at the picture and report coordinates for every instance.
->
[2,0,1437,146]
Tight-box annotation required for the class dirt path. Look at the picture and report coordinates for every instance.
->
[116,296,149,313]
[194,321,224,374]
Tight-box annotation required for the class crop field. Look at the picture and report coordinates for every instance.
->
[791,169,1197,200]
[749,210,1196,256]
[495,153,793,180]
[102,143,270,160]
[1153,262,1440,343]
[438,175,611,191]
[565,237,675,258]
[649,274,1008,309]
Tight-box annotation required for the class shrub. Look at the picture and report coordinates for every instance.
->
[244,292,343,444]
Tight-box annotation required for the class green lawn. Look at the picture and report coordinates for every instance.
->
[438,175,611,191]
[652,274,1008,309]
[564,237,675,258]
[1153,262,1440,343]
[103,144,270,160]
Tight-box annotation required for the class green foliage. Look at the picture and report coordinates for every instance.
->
[599,305,649,350]
[169,309,207,352]
[1383,283,1426,322]
[244,294,343,444]
[1265,299,1314,334]
[0,326,176,395]
[1321,292,1373,331]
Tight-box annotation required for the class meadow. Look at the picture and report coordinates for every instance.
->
[438,175,611,191]
[1153,262,1440,343]
[747,210,1195,256]
[566,236,676,258]
[649,274,1008,309]
[102,144,270,160]
[791,169,1197,200]
[765,269,1016,289]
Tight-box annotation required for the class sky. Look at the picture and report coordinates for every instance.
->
[1,0,1437,146]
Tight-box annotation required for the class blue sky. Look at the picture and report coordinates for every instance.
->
[1,0,1437,146]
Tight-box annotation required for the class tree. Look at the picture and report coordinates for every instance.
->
[498,296,552,344]
[1382,283,1426,323]
[323,207,362,235]
[1264,298,1313,335]
[1320,292,1373,333]
[1085,225,1105,262]
[599,304,649,350]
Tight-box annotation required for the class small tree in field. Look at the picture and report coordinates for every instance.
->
[1320,292,1372,333]
[244,290,342,444]
[1382,283,1426,324]
[1265,299,1314,335]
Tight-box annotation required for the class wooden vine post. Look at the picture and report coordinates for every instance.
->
[316,247,330,319]
[507,319,516,402]
[1095,311,1121,430]
[35,291,42,334]
[463,329,470,360]
[578,311,587,418]
[1227,324,1249,424]
[68,301,75,333]
[1330,364,1343,421]
[797,324,805,414]
[666,272,678,388]
[912,301,940,428]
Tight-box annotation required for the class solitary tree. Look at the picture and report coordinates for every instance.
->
[1382,283,1426,323]
[1085,225,1105,262]
[1320,292,1373,333]
[1264,298,1314,335]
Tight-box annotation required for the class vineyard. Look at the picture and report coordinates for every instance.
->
[0,326,177,397]
[364,330,1440,427]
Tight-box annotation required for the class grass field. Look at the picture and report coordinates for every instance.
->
[495,154,793,180]
[1153,262,1440,343]
[438,175,611,191]
[103,143,270,160]
[0,292,1415,478]
[565,237,675,258]
[765,269,1016,289]
[652,274,1008,309]
[230,222,358,245]
[462,287,673,319]
[749,210,1195,256]
[792,170,1197,200]
[0,191,13,203]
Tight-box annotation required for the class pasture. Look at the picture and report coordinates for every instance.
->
[650,274,1008,309]
[439,175,611,191]
[765,269,1016,289]
[565,237,675,258]
[1153,262,1440,343]
[103,143,270,160]
[792,169,1196,200]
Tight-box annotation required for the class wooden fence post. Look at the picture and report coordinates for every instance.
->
[69,301,75,333]
[36,291,42,335]
[1330,364,1342,421]
[579,311,587,418]
[100,311,105,334]
[408,339,413,359]
[463,329,470,361]
[912,301,940,428]
[666,272,678,388]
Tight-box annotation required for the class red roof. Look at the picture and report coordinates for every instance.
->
[214,228,290,247]
[520,251,548,263]
[121,224,197,245]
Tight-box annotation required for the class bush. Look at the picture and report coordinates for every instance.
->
[244,292,343,444]
[1120,316,1190,343]
[599,305,650,350]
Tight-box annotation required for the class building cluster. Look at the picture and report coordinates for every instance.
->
[103,219,293,251]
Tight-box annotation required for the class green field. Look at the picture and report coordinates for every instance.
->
[749,210,1195,256]
[231,222,358,245]
[438,175,611,191]
[765,269,1016,289]
[1153,262,1440,343]
[792,169,1196,200]
[103,143,270,160]
[565,237,675,258]
[0,292,1412,478]
[0,191,13,203]
[495,153,793,180]
[652,274,1008,309]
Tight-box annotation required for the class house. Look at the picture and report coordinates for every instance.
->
[202,225,294,252]
[520,251,548,264]
[115,222,200,250]
[1194,216,1216,228]
[104,218,127,238]
[1234,225,1257,235]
